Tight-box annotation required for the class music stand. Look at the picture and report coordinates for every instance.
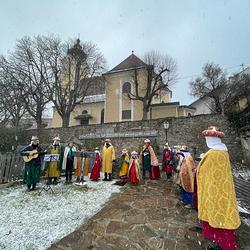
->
[38,154,60,195]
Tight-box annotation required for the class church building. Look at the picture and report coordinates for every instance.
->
[52,53,195,127]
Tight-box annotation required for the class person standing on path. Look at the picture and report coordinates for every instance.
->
[128,151,141,185]
[75,148,90,184]
[179,145,196,208]
[114,149,130,186]
[90,147,102,181]
[162,142,173,180]
[102,139,116,181]
[197,126,240,250]
[140,139,160,180]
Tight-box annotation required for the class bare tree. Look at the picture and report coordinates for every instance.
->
[224,73,250,113]
[0,71,27,128]
[128,50,177,120]
[0,36,52,129]
[43,38,106,127]
[0,102,10,127]
[189,62,230,114]
[0,35,106,128]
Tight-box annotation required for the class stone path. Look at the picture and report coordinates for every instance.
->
[50,179,250,250]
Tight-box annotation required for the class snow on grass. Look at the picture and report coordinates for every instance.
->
[0,177,121,250]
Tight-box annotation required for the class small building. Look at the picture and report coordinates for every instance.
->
[189,96,213,115]
[190,67,250,115]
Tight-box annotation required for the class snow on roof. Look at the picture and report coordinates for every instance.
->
[80,94,105,104]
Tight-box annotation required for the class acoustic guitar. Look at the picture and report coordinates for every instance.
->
[22,150,46,162]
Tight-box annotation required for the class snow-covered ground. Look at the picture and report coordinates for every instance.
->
[0,176,121,250]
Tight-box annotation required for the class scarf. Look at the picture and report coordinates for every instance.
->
[205,136,228,151]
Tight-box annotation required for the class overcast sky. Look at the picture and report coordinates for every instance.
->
[1,0,250,107]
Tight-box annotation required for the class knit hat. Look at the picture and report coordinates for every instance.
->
[31,136,39,141]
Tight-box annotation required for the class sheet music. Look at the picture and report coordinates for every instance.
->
[44,154,60,162]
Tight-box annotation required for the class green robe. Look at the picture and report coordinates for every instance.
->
[20,144,43,185]
[142,148,151,172]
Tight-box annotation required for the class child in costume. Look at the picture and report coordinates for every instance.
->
[114,149,130,186]
[128,151,141,185]
[90,147,101,181]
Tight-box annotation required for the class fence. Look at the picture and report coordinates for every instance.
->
[0,153,23,183]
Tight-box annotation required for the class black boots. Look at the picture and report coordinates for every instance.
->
[103,172,108,181]
[27,184,36,191]
[108,173,112,181]
[103,173,112,181]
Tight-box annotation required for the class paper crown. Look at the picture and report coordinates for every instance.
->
[105,138,111,142]
[202,126,225,138]
[144,139,151,143]
[131,151,138,155]
[180,145,188,151]
[122,149,128,154]
[53,136,61,141]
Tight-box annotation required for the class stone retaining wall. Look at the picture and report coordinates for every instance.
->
[240,126,250,165]
[25,114,243,163]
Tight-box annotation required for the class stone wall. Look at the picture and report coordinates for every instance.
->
[240,126,250,165]
[25,114,244,163]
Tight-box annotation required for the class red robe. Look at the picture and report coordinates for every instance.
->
[90,153,101,181]
[163,148,173,174]
[151,166,161,179]
[202,221,237,250]
[129,159,140,185]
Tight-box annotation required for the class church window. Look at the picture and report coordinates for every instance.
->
[122,82,131,94]
[122,110,131,120]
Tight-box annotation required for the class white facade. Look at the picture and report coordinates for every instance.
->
[190,96,212,115]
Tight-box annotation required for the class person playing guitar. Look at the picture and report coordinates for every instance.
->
[20,136,46,191]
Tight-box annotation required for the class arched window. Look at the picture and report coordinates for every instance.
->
[82,110,88,114]
[122,82,131,94]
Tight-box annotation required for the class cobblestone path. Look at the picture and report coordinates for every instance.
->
[50,179,250,250]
